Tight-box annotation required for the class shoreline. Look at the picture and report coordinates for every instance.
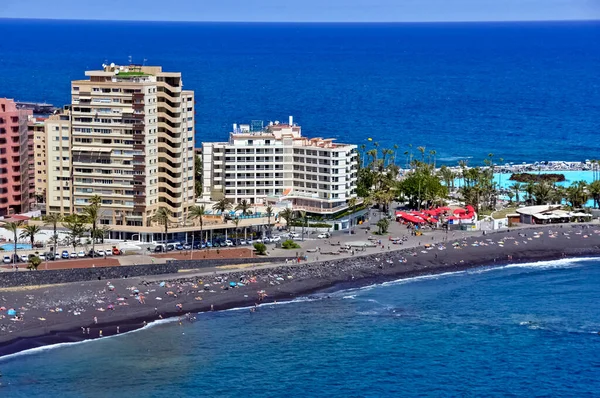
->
[1,224,600,359]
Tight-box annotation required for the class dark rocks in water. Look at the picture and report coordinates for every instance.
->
[509,173,566,183]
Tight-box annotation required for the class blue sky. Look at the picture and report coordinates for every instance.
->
[1,0,599,22]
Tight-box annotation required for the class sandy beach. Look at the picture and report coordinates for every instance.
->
[1,223,599,357]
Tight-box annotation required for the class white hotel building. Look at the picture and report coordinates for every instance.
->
[202,117,359,216]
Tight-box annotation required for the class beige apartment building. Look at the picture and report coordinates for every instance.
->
[31,118,47,202]
[45,109,72,215]
[67,64,196,230]
[202,117,359,216]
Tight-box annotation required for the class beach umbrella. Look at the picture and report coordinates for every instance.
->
[0,306,6,311]
[107,304,115,310]
[7,309,16,316]
[229,282,237,287]
[159,282,166,287]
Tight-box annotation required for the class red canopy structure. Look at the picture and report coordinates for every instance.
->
[396,212,426,224]
[453,208,466,214]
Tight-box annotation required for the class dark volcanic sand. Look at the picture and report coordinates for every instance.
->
[1,224,599,357]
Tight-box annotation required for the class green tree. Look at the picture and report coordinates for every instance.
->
[589,180,600,208]
[253,242,267,255]
[194,154,203,198]
[509,183,522,204]
[152,207,172,242]
[532,182,553,205]
[43,213,63,255]
[265,205,274,235]
[3,221,22,269]
[28,255,42,270]
[298,210,307,241]
[83,195,102,257]
[376,218,390,234]
[20,224,41,249]
[280,208,294,230]
[189,205,207,243]
[64,216,87,252]
[399,163,448,210]
[566,181,588,208]
[212,198,233,219]
[235,199,251,216]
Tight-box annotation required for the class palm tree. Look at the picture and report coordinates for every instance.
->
[152,207,172,243]
[299,210,307,241]
[509,183,522,204]
[43,213,63,255]
[20,224,41,250]
[429,150,437,168]
[83,195,102,257]
[524,182,535,204]
[189,205,207,244]
[64,216,87,252]
[507,191,514,203]
[235,199,251,216]
[280,208,294,231]
[265,205,274,236]
[589,180,600,208]
[417,146,426,163]
[233,217,241,238]
[212,198,233,219]
[347,197,358,233]
[3,221,22,269]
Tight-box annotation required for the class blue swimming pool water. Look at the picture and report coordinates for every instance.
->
[0,243,32,251]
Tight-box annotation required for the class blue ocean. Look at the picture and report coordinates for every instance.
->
[0,19,599,165]
[2,257,600,397]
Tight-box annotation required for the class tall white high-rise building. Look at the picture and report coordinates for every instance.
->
[202,117,358,215]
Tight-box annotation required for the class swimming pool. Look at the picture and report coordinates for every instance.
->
[0,243,32,251]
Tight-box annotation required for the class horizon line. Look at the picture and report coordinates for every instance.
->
[2,17,599,24]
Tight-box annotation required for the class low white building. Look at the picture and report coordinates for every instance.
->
[202,116,359,216]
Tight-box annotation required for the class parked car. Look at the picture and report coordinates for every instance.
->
[289,232,300,239]
[317,232,331,239]
[192,242,201,250]
[271,236,281,243]
[246,239,254,245]
[239,239,247,245]
[166,244,175,252]
[175,244,184,251]
[154,245,165,253]
[206,241,213,248]
[20,254,29,263]
[262,237,271,244]
[104,249,112,256]
[3,255,11,264]
[54,253,61,260]
[112,247,121,255]
[77,250,86,258]
[39,253,46,261]
[97,250,106,257]
[69,252,77,259]
[224,240,233,247]
[61,250,70,259]
[183,243,192,250]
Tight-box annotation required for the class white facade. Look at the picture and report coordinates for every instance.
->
[202,117,358,215]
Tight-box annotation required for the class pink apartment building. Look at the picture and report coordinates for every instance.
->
[0,98,33,216]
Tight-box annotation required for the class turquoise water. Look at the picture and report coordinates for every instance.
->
[453,170,598,206]
[2,257,600,397]
[0,244,32,251]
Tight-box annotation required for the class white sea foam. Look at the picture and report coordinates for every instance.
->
[0,317,179,362]
[215,296,323,313]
